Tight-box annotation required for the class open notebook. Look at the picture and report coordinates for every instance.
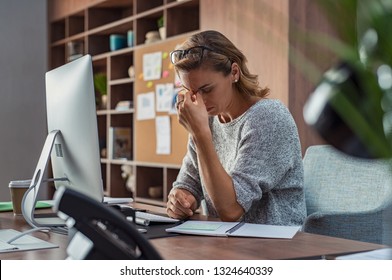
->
[166,221,301,239]
[0,229,58,253]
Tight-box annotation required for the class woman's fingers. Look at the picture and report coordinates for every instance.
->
[166,190,194,218]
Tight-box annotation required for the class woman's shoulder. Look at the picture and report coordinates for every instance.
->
[240,99,298,136]
[247,98,290,120]
[253,98,286,110]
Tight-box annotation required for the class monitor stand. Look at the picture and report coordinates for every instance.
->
[21,130,69,232]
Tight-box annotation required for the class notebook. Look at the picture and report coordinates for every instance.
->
[166,220,301,239]
[0,229,58,253]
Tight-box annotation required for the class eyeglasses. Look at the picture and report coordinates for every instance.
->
[170,46,216,65]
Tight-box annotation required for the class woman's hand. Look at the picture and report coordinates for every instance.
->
[166,188,197,219]
[176,90,209,137]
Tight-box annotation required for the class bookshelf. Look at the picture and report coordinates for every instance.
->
[48,0,200,206]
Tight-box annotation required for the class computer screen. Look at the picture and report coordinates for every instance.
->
[45,54,103,201]
[22,55,104,229]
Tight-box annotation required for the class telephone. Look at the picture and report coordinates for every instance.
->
[53,186,162,260]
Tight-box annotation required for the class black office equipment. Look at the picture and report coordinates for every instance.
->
[53,186,161,260]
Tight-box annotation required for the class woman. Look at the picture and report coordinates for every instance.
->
[166,30,306,225]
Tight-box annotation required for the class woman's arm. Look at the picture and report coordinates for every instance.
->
[177,91,244,221]
[194,131,245,221]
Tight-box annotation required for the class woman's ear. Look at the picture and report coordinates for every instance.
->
[231,63,240,82]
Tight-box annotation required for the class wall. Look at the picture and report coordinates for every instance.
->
[288,0,335,153]
[0,0,48,200]
[200,0,289,105]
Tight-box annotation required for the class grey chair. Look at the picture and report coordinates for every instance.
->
[302,145,392,245]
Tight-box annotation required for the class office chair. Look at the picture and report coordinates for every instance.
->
[302,145,392,245]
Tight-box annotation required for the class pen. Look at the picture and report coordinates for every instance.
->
[225,221,245,234]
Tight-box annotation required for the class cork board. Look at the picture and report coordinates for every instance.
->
[134,35,190,164]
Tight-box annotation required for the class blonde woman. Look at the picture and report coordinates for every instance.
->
[167,30,305,225]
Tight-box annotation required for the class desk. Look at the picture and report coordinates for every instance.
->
[0,204,387,260]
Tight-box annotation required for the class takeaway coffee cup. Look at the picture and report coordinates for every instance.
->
[9,180,31,215]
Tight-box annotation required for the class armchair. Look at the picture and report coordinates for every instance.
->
[302,145,392,245]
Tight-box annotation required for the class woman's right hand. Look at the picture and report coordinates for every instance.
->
[166,188,197,219]
[176,91,210,137]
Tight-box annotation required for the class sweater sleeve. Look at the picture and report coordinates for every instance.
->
[172,136,203,206]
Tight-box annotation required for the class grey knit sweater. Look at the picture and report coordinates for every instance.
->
[173,99,306,226]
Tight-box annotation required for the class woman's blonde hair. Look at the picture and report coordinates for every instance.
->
[173,30,269,98]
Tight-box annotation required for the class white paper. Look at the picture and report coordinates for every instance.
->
[169,87,182,115]
[166,221,238,237]
[143,52,162,81]
[0,229,58,253]
[155,115,171,155]
[229,223,301,239]
[336,248,392,260]
[156,83,174,112]
[166,220,300,239]
[137,92,155,120]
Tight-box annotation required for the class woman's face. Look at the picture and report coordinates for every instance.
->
[178,66,235,116]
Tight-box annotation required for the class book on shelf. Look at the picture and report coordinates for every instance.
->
[67,41,84,62]
[166,220,301,239]
[109,127,132,160]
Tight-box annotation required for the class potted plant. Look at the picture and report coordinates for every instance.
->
[303,1,392,159]
[93,73,107,109]
[157,15,166,40]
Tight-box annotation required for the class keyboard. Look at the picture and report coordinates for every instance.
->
[126,211,179,226]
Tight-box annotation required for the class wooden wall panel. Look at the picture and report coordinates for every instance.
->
[288,0,338,154]
[200,0,289,105]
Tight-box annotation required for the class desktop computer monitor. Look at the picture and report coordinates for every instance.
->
[22,55,104,229]
[45,54,103,201]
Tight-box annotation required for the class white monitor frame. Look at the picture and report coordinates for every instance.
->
[22,55,104,229]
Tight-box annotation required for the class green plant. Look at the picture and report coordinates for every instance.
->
[301,0,392,159]
[157,15,164,28]
[93,73,107,96]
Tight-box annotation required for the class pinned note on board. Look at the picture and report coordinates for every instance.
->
[156,83,174,112]
[162,70,170,78]
[143,52,162,81]
[136,92,155,120]
[146,81,153,88]
[156,115,171,155]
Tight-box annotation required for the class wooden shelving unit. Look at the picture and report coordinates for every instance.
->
[48,0,200,206]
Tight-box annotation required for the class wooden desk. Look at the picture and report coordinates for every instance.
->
[0,212,68,260]
[0,204,387,260]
